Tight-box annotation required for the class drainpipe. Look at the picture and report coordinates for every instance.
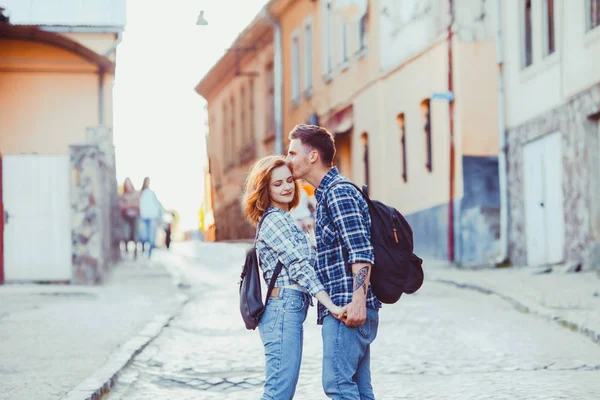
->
[103,31,123,57]
[447,0,456,263]
[495,0,509,265]
[265,10,284,155]
[98,70,105,125]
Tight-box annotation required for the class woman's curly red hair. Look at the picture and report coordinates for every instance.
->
[242,156,300,226]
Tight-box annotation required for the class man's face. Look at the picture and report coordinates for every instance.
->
[286,138,312,180]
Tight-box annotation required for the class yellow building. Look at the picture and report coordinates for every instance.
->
[196,0,502,265]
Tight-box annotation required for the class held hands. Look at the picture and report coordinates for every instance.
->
[330,304,347,321]
[341,299,367,328]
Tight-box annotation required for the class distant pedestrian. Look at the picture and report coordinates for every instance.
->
[139,177,165,258]
[119,177,140,260]
[242,156,346,400]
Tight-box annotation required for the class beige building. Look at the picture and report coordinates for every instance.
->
[197,0,503,266]
[501,0,600,269]
[0,1,125,284]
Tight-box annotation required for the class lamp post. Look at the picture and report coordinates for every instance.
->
[196,10,208,26]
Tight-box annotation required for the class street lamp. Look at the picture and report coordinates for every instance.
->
[333,0,368,22]
[196,10,208,26]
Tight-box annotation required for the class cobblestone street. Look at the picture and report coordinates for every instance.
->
[106,243,600,399]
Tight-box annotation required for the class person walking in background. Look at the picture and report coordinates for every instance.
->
[119,177,140,260]
[139,177,165,258]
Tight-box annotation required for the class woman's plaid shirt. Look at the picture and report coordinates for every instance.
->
[256,206,325,296]
[314,168,381,324]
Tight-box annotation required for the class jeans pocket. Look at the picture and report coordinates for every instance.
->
[259,300,281,335]
[284,294,306,313]
[358,320,370,339]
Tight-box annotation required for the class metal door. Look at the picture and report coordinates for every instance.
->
[2,155,72,282]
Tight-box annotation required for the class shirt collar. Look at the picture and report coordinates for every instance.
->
[315,167,340,203]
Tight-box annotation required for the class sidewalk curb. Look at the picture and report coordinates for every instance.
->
[60,263,191,400]
[432,278,600,346]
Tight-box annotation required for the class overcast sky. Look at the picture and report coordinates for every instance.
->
[113,0,268,230]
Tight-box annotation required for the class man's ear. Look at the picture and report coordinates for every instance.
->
[310,150,319,164]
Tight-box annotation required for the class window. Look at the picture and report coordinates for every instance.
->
[341,22,349,63]
[421,99,432,172]
[222,103,229,166]
[543,0,555,56]
[304,18,313,93]
[265,63,275,135]
[397,114,407,182]
[249,79,255,142]
[588,0,600,30]
[323,1,333,77]
[361,132,370,189]
[291,32,300,102]
[230,96,236,157]
[522,0,533,68]
[358,11,368,52]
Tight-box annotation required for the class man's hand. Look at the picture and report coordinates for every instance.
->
[343,298,367,327]
[344,263,371,328]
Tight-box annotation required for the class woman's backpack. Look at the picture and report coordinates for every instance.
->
[324,181,424,304]
[239,211,283,330]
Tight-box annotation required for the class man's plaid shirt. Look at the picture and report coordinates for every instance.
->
[314,167,381,324]
[256,206,325,297]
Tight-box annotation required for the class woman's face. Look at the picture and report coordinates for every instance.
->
[269,165,295,209]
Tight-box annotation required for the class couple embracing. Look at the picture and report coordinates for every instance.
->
[242,124,380,399]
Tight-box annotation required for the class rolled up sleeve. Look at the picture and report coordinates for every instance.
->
[262,213,325,296]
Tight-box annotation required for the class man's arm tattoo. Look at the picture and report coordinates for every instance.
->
[353,266,369,295]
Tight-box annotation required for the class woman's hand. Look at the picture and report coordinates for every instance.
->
[329,304,348,321]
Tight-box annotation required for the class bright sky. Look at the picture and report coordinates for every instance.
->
[113,0,268,230]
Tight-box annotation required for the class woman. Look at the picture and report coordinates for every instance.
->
[139,177,164,258]
[242,156,344,400]
[119,178,140,259]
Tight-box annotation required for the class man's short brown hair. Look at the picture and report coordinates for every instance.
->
[288,124,336,166]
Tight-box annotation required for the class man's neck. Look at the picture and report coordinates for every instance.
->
[306,166,333,190]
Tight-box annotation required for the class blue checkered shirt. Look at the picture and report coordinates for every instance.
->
[256,207,325,296]
[314,167,381,324]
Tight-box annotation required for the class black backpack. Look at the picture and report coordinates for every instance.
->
[239,211,283,330]
[324,181,424,304]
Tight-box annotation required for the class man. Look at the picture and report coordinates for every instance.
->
[286,124,380,399]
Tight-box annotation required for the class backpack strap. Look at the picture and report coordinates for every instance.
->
[322,180,373,222]
[255,208,284,303]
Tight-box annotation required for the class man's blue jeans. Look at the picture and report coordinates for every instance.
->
[322,308,379,399]
[258,288,310,400]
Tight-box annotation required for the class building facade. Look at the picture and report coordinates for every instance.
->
[197,0,503,266]
[502,0,600,268]
[196,14,277,241]
[278,0,501,265]
[0,0,125,284]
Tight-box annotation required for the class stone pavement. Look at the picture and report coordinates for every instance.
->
[106,242,600,399]
[0,256,185,400]
[427,260,600,346]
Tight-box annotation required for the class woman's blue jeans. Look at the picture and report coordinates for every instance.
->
[258,288,310,400]
[139,218,156,257]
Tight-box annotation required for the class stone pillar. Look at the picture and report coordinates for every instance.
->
[70,145,107,284]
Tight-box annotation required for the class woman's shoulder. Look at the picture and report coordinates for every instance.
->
[260,207,296,234]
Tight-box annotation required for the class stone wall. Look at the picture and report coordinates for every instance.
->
[70,127,120,284]
[506,84,600,267]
